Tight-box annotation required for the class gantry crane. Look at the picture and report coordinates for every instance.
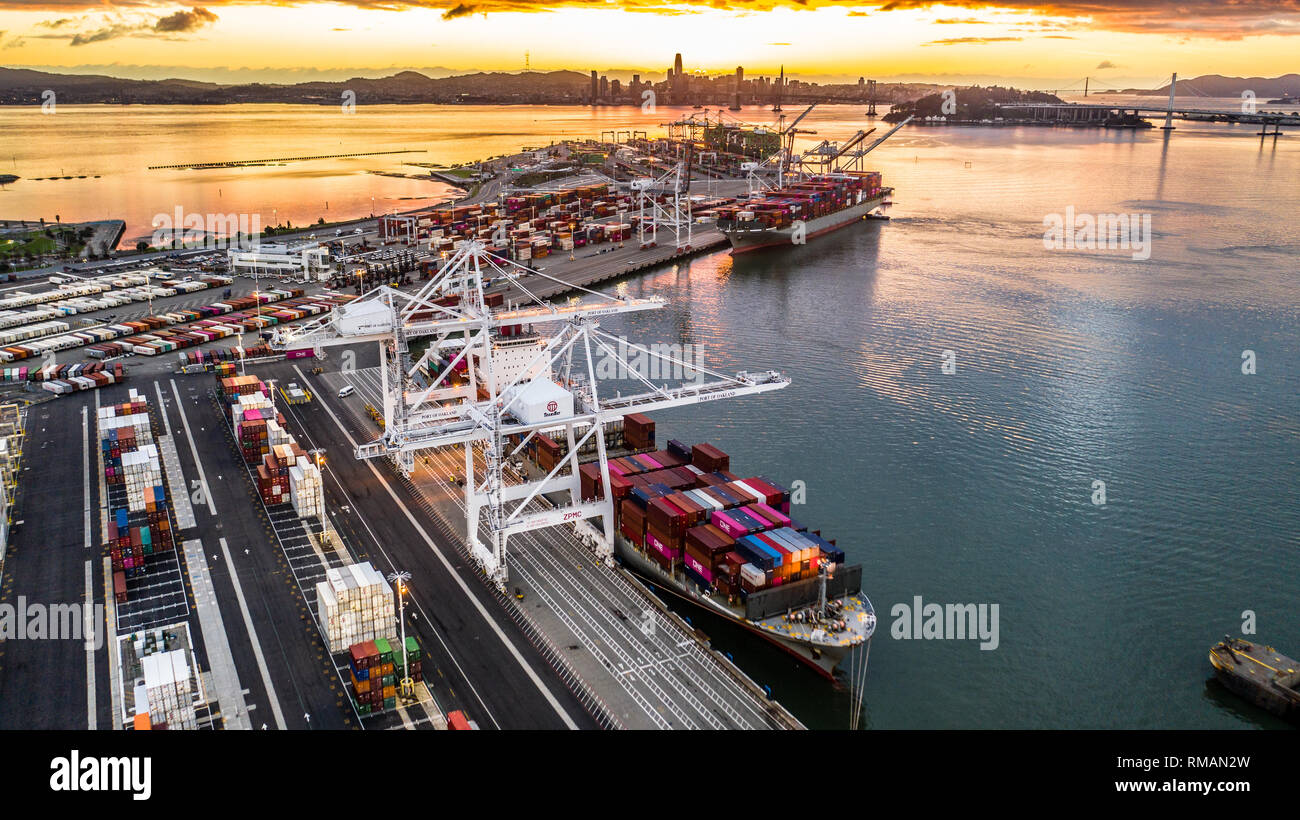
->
[271,242,789,588]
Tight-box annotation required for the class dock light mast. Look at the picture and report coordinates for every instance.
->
[387,570,414,698]
[309,448,330,547]
[270,242,790,590]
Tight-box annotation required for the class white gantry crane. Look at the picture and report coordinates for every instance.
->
[271,241,789,589]
[631,140,698,251]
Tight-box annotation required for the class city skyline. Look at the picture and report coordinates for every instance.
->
[2,3,1299,88]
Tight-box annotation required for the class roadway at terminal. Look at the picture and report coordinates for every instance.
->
[0,370,598,730]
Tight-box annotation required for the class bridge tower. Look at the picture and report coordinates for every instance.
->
[1162,73,1177,131]
[867,79,877,117]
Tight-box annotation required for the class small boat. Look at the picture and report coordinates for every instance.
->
[1209,636,1300,721]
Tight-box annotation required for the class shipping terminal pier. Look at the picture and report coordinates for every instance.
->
[0,121,897,731]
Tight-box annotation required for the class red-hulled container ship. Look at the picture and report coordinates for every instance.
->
[579,415,876,678]
[714,171,890,253]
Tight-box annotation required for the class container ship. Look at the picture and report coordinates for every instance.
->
[713,171,891,254]
[1209,637,1300,722]
[572,415,876,679]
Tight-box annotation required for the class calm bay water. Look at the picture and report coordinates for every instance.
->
[3,103,1296,728]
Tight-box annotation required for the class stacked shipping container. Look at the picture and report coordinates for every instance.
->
[584,437,848,603]
[139,649,197,730]
[346,636,423,715]
[315,563,398,655]
[97,389,176,599]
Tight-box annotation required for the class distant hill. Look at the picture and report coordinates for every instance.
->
[0,67,592,105]
[1123,74,1300,98]
[883,85,1063,122]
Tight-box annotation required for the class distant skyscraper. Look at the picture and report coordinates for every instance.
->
[674,53,683,77]
[599,76,609,99]
[610,78,621,98]
[736,66,744,86]
[590,70,598,101]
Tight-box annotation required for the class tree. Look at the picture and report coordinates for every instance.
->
[136,241,150,252]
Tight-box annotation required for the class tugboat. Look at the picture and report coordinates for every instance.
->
[1208,636,1300,721]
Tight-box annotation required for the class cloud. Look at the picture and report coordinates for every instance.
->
[923,36,1023,45]
[153,7,218,33]
[934,17,987,24]
[32,7,219,47]
[1096,60,1118,68]
[71,24,137,46]
[7,0,1300,41]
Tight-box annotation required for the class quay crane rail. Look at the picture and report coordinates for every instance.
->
[270,241,790,589]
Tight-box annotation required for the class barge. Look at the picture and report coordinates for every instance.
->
[1208,637,1300,721]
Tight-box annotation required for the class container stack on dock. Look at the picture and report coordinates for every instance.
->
[315,562,397,654]
[289,452,324,518]
[98,388,175,602]
[138,649,197,730]
[255,443,305,506]
[0,289,352,364]
[177,345,272,371]
[345,635,423,716]
[588,433,847,603]
[32,361,127,394]
[220,375,293,466]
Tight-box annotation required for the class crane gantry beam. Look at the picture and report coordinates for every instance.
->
[271,241,790,589]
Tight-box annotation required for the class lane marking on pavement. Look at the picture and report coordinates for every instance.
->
[293,365,580,730]
[168,378,218,516]
[101,555,121,729]
[84,559,96,730]
[82,405,92,551]
[218,536,288,730]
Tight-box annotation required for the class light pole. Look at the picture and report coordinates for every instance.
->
[265,378,277,419]
[387,571,414,698]
[309,448,329,546]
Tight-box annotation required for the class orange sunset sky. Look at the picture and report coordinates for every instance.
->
[0,1,1297,88]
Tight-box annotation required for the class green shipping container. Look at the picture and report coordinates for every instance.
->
[375,637,393,664]
[404,635,421,661]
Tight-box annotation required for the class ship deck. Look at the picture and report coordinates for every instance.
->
[615,536,875,650]
[757,593,875,649]
[1210,640,1300,698]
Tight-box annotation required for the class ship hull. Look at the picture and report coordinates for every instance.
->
[722,192,890,254]
[613,535,868,679]
[1208,641,1300,722]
